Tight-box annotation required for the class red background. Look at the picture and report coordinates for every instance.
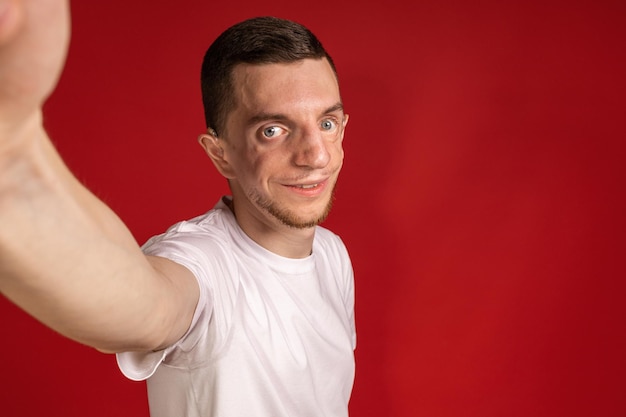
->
[2,0,625,416]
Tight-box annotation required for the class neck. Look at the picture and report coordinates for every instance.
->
[226,196,315,259]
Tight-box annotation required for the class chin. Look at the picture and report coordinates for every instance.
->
[247,184,337,229]
[261,195,335,230]
[269,202,333,229]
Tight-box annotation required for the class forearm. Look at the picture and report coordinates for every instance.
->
[0,115,191,352]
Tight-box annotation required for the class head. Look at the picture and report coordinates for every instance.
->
[200,16,338,137]
[199,17,348,233]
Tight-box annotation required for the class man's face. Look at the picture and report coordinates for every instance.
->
[216,58,347,230]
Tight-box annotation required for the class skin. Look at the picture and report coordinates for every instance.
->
[0,0,198,353]
[199,58,349,258]
[0,1,347,354]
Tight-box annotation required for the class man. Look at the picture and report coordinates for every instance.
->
[0,2,355,417]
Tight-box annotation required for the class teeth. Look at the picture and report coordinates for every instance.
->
[298,184,318,189]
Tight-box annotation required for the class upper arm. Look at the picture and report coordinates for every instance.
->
[96,255,201,354]
[136,255,201,352]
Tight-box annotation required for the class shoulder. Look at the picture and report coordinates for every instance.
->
[140,205,240,278]
[144,206,233,252]
[314,225,348,253]
[313,226,352,271]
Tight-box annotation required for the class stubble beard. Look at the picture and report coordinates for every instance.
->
[249,186,336,230]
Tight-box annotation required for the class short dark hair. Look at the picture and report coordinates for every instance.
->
[200,16,337,136]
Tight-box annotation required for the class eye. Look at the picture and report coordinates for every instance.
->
[262,126,284,138]
[320,119,337,131]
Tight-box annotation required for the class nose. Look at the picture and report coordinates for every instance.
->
[292,127,331,169]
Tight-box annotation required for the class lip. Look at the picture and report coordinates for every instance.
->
[282,178,330,197]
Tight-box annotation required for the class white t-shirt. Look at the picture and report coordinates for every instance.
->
[117,197,356,417]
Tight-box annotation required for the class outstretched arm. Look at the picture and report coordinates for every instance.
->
[0,0,199,353]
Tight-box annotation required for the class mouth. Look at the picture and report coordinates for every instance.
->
[283,178,330,195]
[294,183,321,189]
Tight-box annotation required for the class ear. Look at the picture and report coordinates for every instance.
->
[198,130,236,179]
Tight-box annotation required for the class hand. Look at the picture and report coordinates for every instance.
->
[0,0,70,133]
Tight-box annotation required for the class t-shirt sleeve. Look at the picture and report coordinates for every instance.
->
[116,230,214,381]
[339,237,357,350]
[345,262,356,350]
[324,230,357,350]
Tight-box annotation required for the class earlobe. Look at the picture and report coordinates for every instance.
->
[198,132,235,178]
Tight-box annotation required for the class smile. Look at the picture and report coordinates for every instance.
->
[283,178,329,195]
[296,183,319,189]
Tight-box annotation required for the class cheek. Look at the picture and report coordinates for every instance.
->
[239,149,279,182]
[228,142,262,175]
[333,142,345,165]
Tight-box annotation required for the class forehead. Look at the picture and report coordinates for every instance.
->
[229,58,341,118]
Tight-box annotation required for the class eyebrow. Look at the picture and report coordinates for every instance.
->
[245,102,344,127]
